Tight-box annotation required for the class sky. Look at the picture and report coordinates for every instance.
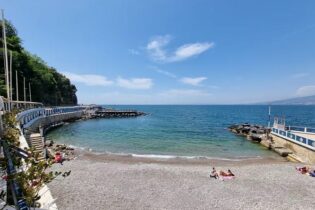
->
[1,0,315,104]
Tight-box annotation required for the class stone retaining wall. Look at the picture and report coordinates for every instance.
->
[271,134,315,164]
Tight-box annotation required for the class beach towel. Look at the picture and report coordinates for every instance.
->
[220,176,235,181]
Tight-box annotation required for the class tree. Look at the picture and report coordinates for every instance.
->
[0,19,77,105]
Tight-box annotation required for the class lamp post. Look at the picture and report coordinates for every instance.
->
[1,10,10,111]
[28,82,32,102]
[9,51,13,107]
[23,77,26,106]
[15,71,19,101]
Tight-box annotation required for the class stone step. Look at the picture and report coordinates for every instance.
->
[287,154,303,163]
[270,143,283,149]
[31,142,43,145]
[31,141,42,144]
[31,141,42,145]
[274,147,293,157]
[260,140,272,149]
[30,133,41,138]
[31,138,42,141]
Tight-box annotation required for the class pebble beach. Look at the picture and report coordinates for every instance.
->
[48,152,315,210]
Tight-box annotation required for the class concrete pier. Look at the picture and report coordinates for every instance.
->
[271,119,315,164]
[92,110,145,118]
[228,122,315,164]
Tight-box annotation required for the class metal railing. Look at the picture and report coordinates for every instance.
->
[16,106,86,129]
[0,96,43,112]
[272,128,315,151]
[287,126,315,134]
[0,140,29,210]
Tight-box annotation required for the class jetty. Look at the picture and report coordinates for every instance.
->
[229,119,315,164]
[228,123,269,142]
[270,117,315,163]
[83,105,146,119]
[229,123,294,158]
[90,107,145,119]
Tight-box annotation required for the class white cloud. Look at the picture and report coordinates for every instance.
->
[296,85,315,97]
[117,77,153,89]
[146,35,214,63]
[156,69,177,78]
[146,35,171,61]
[170,42,214,62]
[149,66,177,78]
[128,49,140,55]
[180,77,207,86]
[63,72,113,86]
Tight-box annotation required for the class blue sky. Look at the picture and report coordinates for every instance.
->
[1,0,315,104]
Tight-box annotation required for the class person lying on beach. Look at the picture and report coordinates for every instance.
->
[54,152,64,165]
[296,166,310,174]
[210,167,219,179]
[219,169,235,177]
[309,170,315,177]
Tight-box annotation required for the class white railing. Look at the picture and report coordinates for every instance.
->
[272,128,315,151]
[16,106,87,129]
[0,96,43,112]
[287,126,315,134]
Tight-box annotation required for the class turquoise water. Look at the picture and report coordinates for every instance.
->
[47,105,315,159]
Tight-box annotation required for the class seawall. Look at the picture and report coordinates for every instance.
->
[270,134,315,164]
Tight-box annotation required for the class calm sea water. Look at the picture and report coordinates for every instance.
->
[47,105,315,159]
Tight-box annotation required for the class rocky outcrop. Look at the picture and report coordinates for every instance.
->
[228,123,295,160]
[228,123,269,142]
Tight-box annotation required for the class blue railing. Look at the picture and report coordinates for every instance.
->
[272,128,315,150]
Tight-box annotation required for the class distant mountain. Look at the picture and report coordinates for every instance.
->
[260,95,315,105]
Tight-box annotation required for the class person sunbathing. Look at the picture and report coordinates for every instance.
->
[227,169,235,176]
[210,167,219,179]
[309,170,315,177]
[54,152,64,165]
[220,169,235,177]
[296,166,309,174]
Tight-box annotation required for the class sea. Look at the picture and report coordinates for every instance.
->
[47,105,315,160]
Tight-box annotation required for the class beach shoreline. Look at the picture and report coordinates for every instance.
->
[70,147,288,166]
[48,149,315,210]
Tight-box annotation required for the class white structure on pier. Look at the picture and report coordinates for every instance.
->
[271,117,315,164]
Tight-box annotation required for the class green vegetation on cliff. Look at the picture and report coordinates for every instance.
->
[0,20,77,105]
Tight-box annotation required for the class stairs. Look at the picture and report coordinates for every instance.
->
[29,133,45,161]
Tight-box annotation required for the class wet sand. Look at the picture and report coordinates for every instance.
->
[48,151,315,210]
